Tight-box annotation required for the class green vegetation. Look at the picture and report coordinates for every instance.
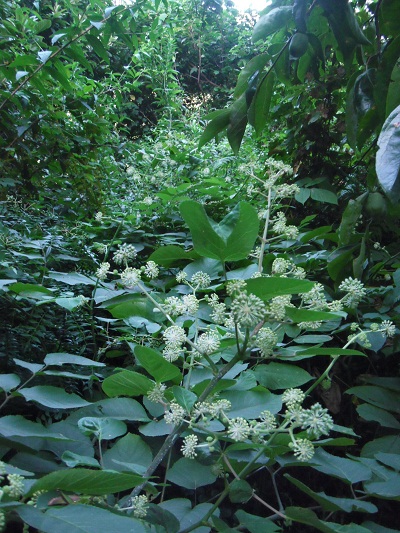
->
[0,0,399,531]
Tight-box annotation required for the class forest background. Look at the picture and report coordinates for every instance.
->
[0,0,400,531]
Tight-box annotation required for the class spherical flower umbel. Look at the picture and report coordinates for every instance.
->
[120,267,141,288]
[290,438,315,461]
[144,260,159,279]
[113,243,137,265]
[163,325,186,346]
[231,293,266,327]
[254,327,278,357]
[96,262,110,281]
[282,388,305,408]
[299,403,334,439]
[380,320,396,338]
[131,495,148,518]
[191,271,212,289]
[195,331,220,355]
[164,402,185,425]
[181,434,198,459]
[227,417,251,442]
[339,277,367,307]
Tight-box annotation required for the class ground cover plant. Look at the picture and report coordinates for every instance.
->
[0,0,399,531]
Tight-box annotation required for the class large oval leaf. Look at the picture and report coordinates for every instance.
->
[376,104,400,202]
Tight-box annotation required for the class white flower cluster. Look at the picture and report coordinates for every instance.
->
[195,330,221,356]
[144,260,159,279]
[267,295,294,321]
[113,243,137,265]
[231,292,266,327]
[96,262,110,280]
[253,327,278,357]
[131,495,148,518]
[190,271,211,290]
[271,258,306,279]
[147,383,167,403]
[163,295,199,317]
[272,212,299,240]
[121,267,141,288]
[164,401,186,425]
[338,277,367,307]
[162,325,186,362]
[181,434,198,459]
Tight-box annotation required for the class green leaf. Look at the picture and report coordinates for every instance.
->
[310,448,372,484]
[199,108,231,148]
[233,53,270,99]
[285,475,377,513]
[69,398,150,423]
[229,479,253,503]
[376,104,400,202]
[338,193,368,246]
[61,452,101,469]
[310,188,338,205]
[14,358,43,373]
[102,370,153,397]
[149,245,198,267]
[227,94,248,154]
[86,34,109,63]
[248,70,275,136]
[285,506,371,533]
[223,388,281,418]
[357,403,400,429]
[0,373,20,392]
[158,499,219,532]
[254,362,313,390]
[375,452,400,471]
[17,504,148,533]
[47,272,96,285]
[285,307,343,323]
[297,347,365,357]
[252,7,293,43]
[135,345,181,382]
[166,458,217,489]
[102,433,153,473]
[0,415,69,440]
[28,468,143,497]
[19,386,90,409]
[346,385,400,414]
[78,417,127,440]
[54,297,86,311]
[364,472,400,498]
[180,201,259,262]
[44,353,105,367]
[246,277,314,300]
[171,386,197,412]
[235,510,282,533]
[8,282,53,297]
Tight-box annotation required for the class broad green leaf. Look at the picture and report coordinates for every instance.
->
[171,386,197,412]
[180,201,258,262]
[338,194,367,246]
[54,297,86,311]
[375,452,400,471]
[297,347,365,357]
[285,506,371,533]
[285,475,377,513]
[17,504,147,533]
[235,510,281,532]
[361,435,400,458]
[146,505,181,532]
[27,468,143,497]
[78,417,127,440]
[199,108,231,148]
[310,188,338,205]
[346,385,400,414]
[233,53,269,99]
[19,386,90,409]
[86,34,109,63]
[0,415,69,440]
[8,282,53,297]
[357,403,400,429]
[180,200,225,260]
[229,479,253,503]
[149,245,198,267]
[364,472,400,498]
[310,448,372,484]
[166,458,217,489]
[376,104,400,202]
[135,345,181,382]
[248,70,275,136]
[159,499,219,532]
[102,370,153,397]
[227,94,248,155]
[246,277,314,300]
[252,7,293,43]
[44,353,105,367]
[61,451,100,468]
[102,433,152,473]
[69,398,150,423]
[0,373,20,392]
[285,307,343,323]
[47,272,96,285]
[223,388,281,418]
[254,362,313,390]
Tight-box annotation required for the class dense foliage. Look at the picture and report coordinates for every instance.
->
[0,0,399,531]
